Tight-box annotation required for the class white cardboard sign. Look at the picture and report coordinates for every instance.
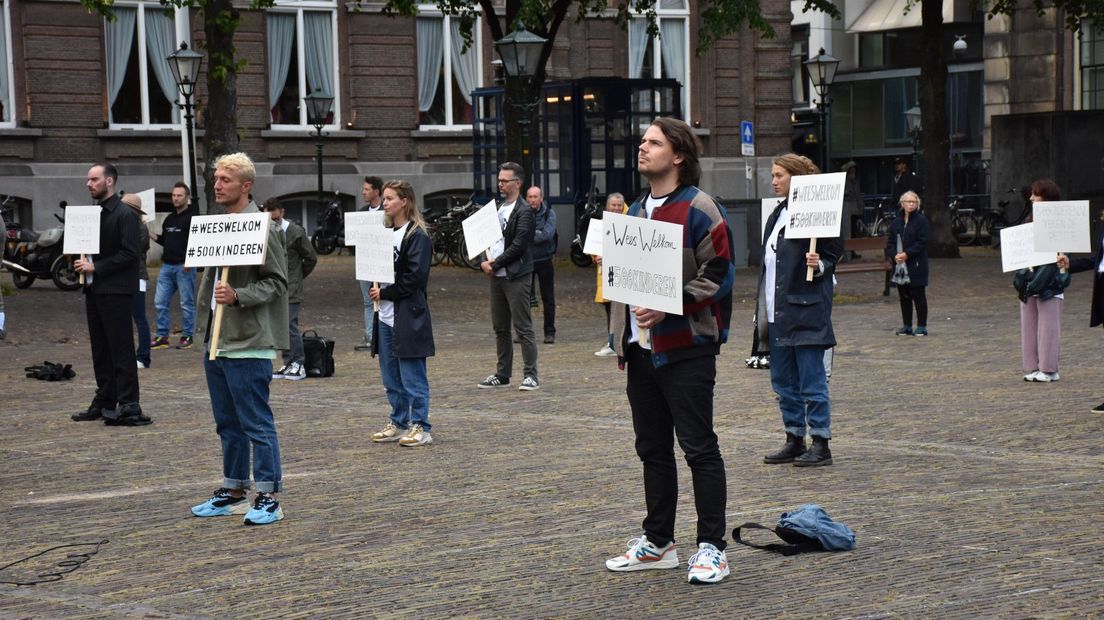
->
[600,211,684,315]
[462,200,503,260]
[355,225,395,284]
[761,197,784,239]
[583,217,604,257]
[184,213,270,268]
[1031,200,1091,253]
[344,210,386,246]
[63,205,102,255]
[1000,223,1056,272]
[135,188,156,223]
[783,172,846,240]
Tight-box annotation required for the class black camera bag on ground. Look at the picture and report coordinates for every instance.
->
[301,330,335,378]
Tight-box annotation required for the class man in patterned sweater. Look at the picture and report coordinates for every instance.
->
[604,117,735,585]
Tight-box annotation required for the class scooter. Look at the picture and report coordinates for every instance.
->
[311,198,344,256]
[569,176,601,267]
[3,201,81,291]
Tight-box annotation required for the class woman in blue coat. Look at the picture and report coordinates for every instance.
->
[369,180,436,447]
[884,190,930,336]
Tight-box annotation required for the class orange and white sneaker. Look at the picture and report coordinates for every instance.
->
[687,542,729,584]
[605,535,679,572]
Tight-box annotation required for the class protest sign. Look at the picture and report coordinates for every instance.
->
[63,205,102,255]
[1000,223,1056,272]
[784,172,846,280]
[583,217,604,257]
[344,210,386,246]
[761,197,784,238]
[600,211,684,316]
[1031,200,1091,253]
[184,213,270,268]
[461,200,502,260]
[135,188,156,223]
[354,225,395,284]
[184,212,272,360]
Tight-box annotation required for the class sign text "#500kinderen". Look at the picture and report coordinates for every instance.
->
[188,243,266,258]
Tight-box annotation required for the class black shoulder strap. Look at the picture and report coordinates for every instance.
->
[732,523,821,557]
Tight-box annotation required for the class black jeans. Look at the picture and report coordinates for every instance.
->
[625,344,726,550]
[897,284,928,326]
[86,292,140,409]
[532,259,556,337]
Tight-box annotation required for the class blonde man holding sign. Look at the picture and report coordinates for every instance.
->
[192,153,290,526]
[604,118,735,585]
[71,163,150,426]
[758,154,841,468]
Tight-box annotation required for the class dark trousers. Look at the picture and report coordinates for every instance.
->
[625,344,726,550]
[86,292,140,409]
[132,289,151,367]
[898,284,928,326]
[532,259,556,337]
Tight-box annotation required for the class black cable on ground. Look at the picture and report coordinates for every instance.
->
[0,540,109,586]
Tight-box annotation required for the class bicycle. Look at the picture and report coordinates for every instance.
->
[861,198,896,237]
[948,196,980,246]
[425,196,482,270]
[977,187,1030,243]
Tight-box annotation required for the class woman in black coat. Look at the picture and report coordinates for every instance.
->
[369,180,436,447]
[884,190,930,336]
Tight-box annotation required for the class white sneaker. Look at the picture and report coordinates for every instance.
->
[273,364,289,379]
[284,361,306,381]
[399,424,433,447]
[594,344,617,357]
[372,423,406,443]
[1032,371,1059,382]
[136,361,148,369]
[605,535,679,572]
[518,376,540,391]
[687,542,729,584]
[1023,371,1039,382]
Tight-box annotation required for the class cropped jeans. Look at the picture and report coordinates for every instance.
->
[155,263,196,338]
[768,324,832,438]
[377,322,431,431]
[204,356,283,493]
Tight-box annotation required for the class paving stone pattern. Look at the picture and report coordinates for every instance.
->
[1,248,1102,618]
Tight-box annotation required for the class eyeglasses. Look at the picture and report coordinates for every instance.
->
[497,178,519,185]
[900,200,919,204]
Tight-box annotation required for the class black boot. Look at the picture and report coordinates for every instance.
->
[794,436,833,467]
[763,433,806,464]
[71,406,103,422]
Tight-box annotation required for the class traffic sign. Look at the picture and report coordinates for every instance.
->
[741,120,755,156]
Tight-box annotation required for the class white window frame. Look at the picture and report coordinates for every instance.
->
[105,2,190,129]
[417,7,483,130]
[268,0,341,130]
[1076,19,1104,111]
[0,0,13,126]
[629,2,691,118]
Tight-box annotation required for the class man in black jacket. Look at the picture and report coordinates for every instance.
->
[478,162,539,391]
[72,163,151,426]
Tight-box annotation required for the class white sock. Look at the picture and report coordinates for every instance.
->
[0,312,6,330]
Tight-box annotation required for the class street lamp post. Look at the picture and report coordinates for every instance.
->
[304,90,335,211]
[494,25,547,186]
[167,42,203,213]
[804,48,840,173]
[905,104,922,177]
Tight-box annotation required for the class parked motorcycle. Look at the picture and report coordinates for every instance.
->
[3,201,81,291]
[311,198,344,256]
[569,176,601,267]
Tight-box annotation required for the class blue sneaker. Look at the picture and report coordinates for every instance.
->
[243,493,284,526]
[914,326,928,336]
[191,488,249,517]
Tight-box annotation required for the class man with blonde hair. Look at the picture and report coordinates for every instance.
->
[192,152,291,526]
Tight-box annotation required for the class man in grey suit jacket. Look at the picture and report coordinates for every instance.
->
[478,162,539,391]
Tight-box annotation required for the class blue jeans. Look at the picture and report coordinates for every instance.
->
[204,356,283,493]
[377,322,430,431]
[359,280,373,345]
[155,263,196,337]
[132,288,151,366]
[768,324,832,438]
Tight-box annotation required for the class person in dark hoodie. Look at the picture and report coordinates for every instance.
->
[1017,180,1068,383]
[527,185,557,343]
[758,153,841,468]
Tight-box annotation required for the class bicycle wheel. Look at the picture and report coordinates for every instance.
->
[874,217,891,237]
[952,215,979,246]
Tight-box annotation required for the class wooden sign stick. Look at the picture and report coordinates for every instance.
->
[208,267,231,361]
[372,283,380,312]
[79,254,86,285]
[1058,252,1067,274]
[806,238,818,282]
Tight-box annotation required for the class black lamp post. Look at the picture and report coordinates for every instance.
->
[304,90,335,210]
[494,25,547,186]
[905,104,922,176]
[167,42,203,213]
[804,48,840,173]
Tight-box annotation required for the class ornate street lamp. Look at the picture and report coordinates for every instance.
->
[804,48,840,172]
[167,41,203,213]
[494,25,547,187]
[304,90,335,211]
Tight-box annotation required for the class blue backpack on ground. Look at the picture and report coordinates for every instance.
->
[733,504,856,556]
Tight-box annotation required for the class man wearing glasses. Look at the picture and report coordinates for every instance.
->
[478,162,540,391]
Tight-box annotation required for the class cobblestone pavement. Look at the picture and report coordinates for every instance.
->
[1,248,1102,618]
